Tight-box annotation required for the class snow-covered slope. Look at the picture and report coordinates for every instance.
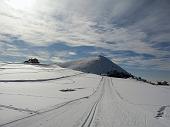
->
[59,55,130,76]
[0,63,170,127]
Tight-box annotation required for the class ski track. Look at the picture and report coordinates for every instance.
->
[0,73,83,82]
[0,105,38,114]
[0,77,167,127]
[0,92,68,99]
[0,77,104,127]
[0,68,68,76]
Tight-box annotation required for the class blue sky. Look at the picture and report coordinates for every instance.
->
[0,0,170,82]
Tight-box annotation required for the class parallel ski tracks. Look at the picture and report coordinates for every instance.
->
[80,77,105,127]
[0,77,104,127]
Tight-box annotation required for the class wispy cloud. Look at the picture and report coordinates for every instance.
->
[0,0,169,72]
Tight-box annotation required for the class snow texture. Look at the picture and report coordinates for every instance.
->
[59,55,129,75]
[0,63,169,127]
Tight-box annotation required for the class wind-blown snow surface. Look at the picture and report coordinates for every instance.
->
[0,63,170,127]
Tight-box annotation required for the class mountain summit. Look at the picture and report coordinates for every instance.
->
[59,55,132,78]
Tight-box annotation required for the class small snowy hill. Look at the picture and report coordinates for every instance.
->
[59,55,131,78]
[0,63,170,127]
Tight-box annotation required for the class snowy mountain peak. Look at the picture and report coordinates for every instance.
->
[98,55,107,59]
[96,55,114,62]
[59,55,131,78]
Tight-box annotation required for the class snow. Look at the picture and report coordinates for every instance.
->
[59,55,129,75]
[0,63,170,127]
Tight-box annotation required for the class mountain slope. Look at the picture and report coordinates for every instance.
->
[0,63,170,127]
[59,55,131,77]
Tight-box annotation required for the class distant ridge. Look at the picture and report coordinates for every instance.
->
[59,55,132,78]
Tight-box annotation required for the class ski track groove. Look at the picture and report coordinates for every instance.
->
[0,73,83,82]
[0,68,68,75]
[0,76,167,127]
[0,105,37,114]
[0,96,88,127]
[110,78,167,107]
[81,78,105,127]
[0,92,68,99]
[0,77,104,127]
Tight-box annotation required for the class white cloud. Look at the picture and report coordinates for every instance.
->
[68,52,76,56]
[50,56,67,63]
[150,33,170,43]
[0,0,169,70]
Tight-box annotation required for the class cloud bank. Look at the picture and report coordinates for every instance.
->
[0,0,170,72]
